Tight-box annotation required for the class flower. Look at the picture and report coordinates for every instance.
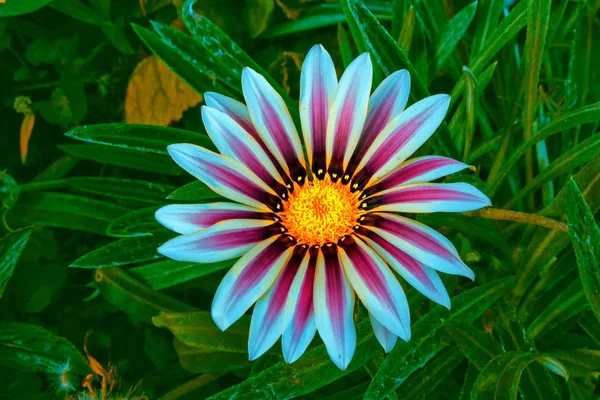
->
[155,45,491,370]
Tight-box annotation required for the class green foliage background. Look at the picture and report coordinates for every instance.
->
[1,0,600,398]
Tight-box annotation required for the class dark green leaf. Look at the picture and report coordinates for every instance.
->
[246,0,274,38]
[106,206,162,238]
[49,0,111,26]
[94,267,194,323]
[167,180,221,201]
[129,258,235,290]
[66,178,175,204]
[59,144,183,175]
[566,179,600,323]
[0,228,33,298]
[471,351,568,400]
[174,339,251,373]
[432,2,477,74]
[364,277,515,399]
[0,0,52,17]
[549,349,600,378]
[70,228,174,268]
[7,192,128,235]
[0,323,90,374]
[445,320,501,370]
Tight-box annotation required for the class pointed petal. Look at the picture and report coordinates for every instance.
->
[357,213,474,279]
[158,219,282,263]
[167,144,283,211]
[242,67,307,184]
[338,235,410,340]
[361,182,491,213]
[351,94,450,191]
[344,70,410,183]
[205,91,294,189]
[299,45,338,180]
[314,244,356,370]
[326,53,373,181]
[357,226,451,307]
[361,156,470,199]
[248,245,308,360]
[211,235,296,330]
[202,106,289,198]
[282,246,318,363]
[369,313,398,353]
[155,203,275,234]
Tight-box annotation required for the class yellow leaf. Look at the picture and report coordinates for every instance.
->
[20,113,35,164]
[125,55,202,126]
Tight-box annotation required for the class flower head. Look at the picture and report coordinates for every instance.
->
[156,45,491,369]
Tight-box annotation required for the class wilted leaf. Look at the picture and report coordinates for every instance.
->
[125,55,202,126]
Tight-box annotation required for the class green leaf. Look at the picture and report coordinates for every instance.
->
[167,180,221,201]
[514,154,600,302]
[471,352,568,400]
[174,339,251,373]
[470,0,504,58]
[445,320,501,370]
[0,0,52,16]
[262,2,392,38]
[153,311,251,353]
[340,0,458,159]
[527,279,589,340]
[129,258,235,290]
[49,0,111,26]
[398,347,465,399]
[66,178,175,204]
[364,277,515,399]
[0,323,90,374]
[65,123,213,155]
[432,2,477,75]
[132,23,233,97]
[70,228,174,268]
[7,192,128,235]
[337,23,354,69]
[489,102,600,196]
[246,0,274,38]
[566,179,600,323]
[94,267,194,323]
[106,206,162,238]
[207,319,380,399]
[0,228,33,298]
[504,133,600,210]
[550,348,600,378]
[59,144,183,175]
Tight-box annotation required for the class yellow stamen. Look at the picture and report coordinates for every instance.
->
[280,177,362,245]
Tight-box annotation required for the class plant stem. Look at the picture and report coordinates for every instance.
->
[462,207,568,232]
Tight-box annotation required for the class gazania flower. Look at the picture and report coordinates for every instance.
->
[156,45,491,370]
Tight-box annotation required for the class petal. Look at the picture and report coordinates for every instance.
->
[369,313,398,353]
[343,70,410,183]
[356,226,451,307]
[357,213,474,279]
[211,235,296,330]
[155,203,275,234]
[167,144,282,212]
[248,245,309,360]
[282,246,318,363]
[338,235,410,340]
[314,244,356,370]
[299,44,338,180]
[242,67,307,184]
[202,106,289,198]
[361,182,491,213]
[361,156,470,199]
[351,94,450,192]
[326,53,373,181]
[157,219,282,263]
[205,91,294,189]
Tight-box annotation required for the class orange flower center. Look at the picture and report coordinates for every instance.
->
[281,177,362,245]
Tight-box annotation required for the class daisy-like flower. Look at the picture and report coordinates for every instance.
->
[155,45,491,370]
